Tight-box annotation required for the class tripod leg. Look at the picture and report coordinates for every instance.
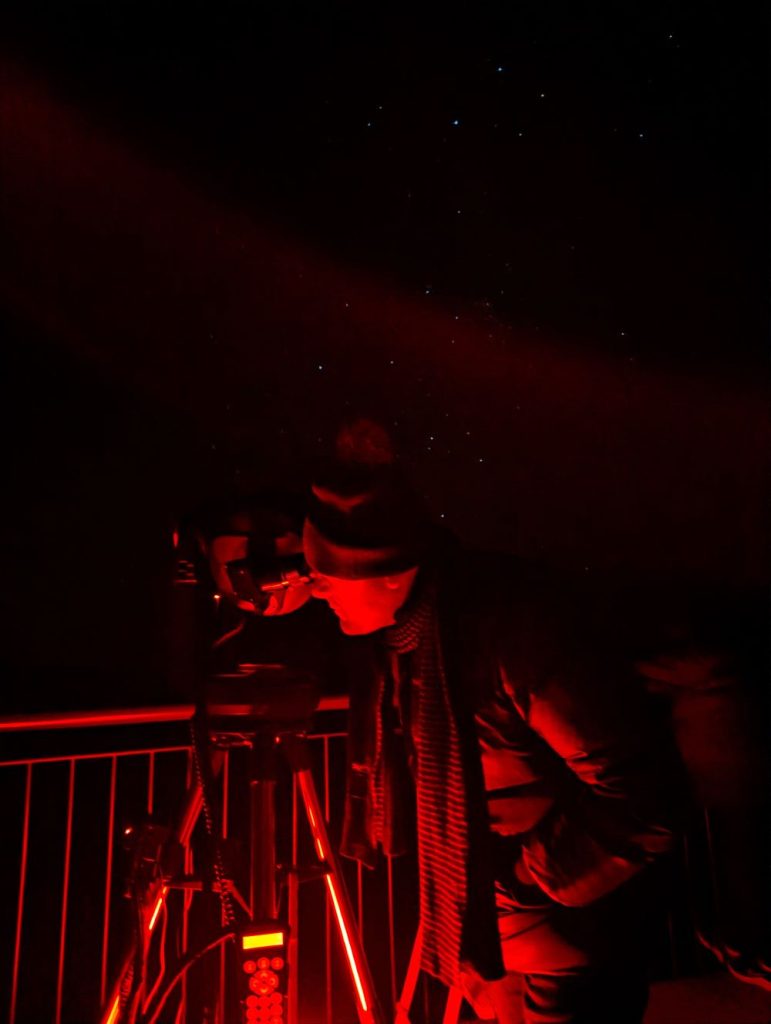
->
[287,776,301,1024]
[442,985,463,1024]
[99,751,224,1024]
[397,926,464,1024]
[285,739,386,1024]
[179,748,223,846]
[395,923,423,1024]
[248,736,279,921]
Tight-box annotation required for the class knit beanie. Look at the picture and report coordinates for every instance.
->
[303,419,429,579]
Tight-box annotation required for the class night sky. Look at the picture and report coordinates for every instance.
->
[0,3,766,707]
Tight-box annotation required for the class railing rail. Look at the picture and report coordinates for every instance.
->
[0,698,349,733]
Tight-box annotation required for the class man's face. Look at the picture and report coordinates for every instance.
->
[309,566,419,635]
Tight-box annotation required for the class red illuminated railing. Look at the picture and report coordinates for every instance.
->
[1,701,415,1024]
[1,704,723,1024]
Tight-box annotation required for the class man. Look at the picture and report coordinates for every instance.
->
[304,420,678,1024]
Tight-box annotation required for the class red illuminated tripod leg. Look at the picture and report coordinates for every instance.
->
[283,736,385,1024]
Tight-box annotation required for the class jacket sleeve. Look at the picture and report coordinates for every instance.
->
[497,610,679,907]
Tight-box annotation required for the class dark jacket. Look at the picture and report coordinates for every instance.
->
[451,552,678,907]
[342,541,679,914]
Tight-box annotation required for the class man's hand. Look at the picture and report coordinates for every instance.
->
[697,932,771,992]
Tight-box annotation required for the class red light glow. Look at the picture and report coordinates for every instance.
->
[147,885,167,932]
[241,931,285,951]
[105,994,121,1024]
[306,805,326,859]
[324,874,368,1013]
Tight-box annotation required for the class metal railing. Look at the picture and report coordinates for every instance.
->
[1,701,419,1024]
[1,704,726,1024]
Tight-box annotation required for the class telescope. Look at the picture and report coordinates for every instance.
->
[100,497,384,1024]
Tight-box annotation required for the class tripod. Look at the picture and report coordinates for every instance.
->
[100,666,386,1024]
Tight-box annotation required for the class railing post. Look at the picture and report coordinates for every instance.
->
[55,760,76,1024]
[10,763,32,1024]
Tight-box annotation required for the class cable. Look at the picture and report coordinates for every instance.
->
[140,929,235,1024]
[213,620,246,649]
[189,715,237,927]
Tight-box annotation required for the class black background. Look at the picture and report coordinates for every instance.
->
[0,2,767,708]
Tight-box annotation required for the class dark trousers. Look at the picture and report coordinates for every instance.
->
[473,872,661,1024]
[523,968,647,1024]
[476,966,648,1024]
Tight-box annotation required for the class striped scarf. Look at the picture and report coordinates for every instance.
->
[384,585,470,987]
